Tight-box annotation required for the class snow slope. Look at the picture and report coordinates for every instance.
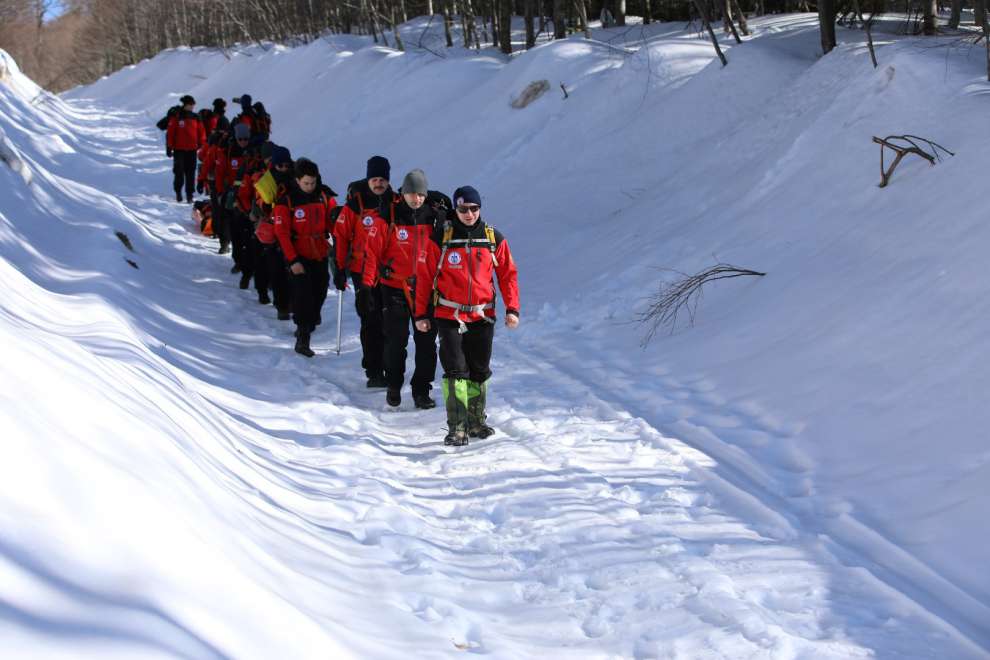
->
[0,13,986,658]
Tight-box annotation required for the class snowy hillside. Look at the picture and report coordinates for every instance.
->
[1,14,988,658]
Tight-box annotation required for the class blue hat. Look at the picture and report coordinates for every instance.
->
[233,123,251,140]
[366,155,391,181]
[453,186,481,207]
[272,146,292,166]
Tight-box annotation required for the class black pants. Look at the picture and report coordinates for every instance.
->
[438,318,494,383]
[209,187,230,246]
[351,273,384,378]
[230,210,254,276]
[255,241,289,312]
[381,284,438,395]
[290,258,329,332]
[172,150,197,198]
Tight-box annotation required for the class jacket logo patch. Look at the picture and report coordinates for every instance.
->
[231,159,239,167]
[294,209,306,219]
[397,228,409,241]
[362,216,374,227]
[448,252,462,265]
[179,120,185,127]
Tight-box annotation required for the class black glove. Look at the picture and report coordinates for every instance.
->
[166,148,173,158]
[196,181,204,194]
[333,269,348,291]
[378,263,393,280]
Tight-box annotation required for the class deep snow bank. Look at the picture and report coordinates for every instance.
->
[69,16,990,637]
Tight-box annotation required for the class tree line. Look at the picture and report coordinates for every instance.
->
[0,0,985,92]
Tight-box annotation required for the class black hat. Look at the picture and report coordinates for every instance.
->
[180,94,195,106]
[212,97,226,109]
[366,155,390,181]
[272,146,292,166]
[453,186,481,207]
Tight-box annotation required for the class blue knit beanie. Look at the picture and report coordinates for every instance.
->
[453,186,481,207]
[272,146,292,166]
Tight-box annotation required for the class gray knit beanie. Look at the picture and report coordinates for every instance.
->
[401,169,428,195]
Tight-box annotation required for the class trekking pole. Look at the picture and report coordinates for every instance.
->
[335,286,344,356]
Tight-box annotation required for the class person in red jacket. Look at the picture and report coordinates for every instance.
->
[215,123,262,286]
[249,145,293,319]
[165,95,206,203]
[333,155,397,387]
[273,158,338,357]
[414,185,520,446]
[362,169,442,410]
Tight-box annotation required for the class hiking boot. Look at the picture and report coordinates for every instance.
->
[230,264,240,274]
[277,309,291,321]
[468,423,496,439]
[218,242,231,255]
[294,331,315,358]
[413,393,436,409]
[366,374,387,389]
[239,273,251,290]
[386,388,401,407]
[186,194,193,203]
[175,191,183,202]
[258,290,271,305]
[444,428,469,446]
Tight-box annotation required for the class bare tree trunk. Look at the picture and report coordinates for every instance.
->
[525,0,536,47]
[732,0,750,34]
[853,0,878,67]
[499,0,513,51]
[615,0,626,25]
[574,0,591,36]
[444,0,455,46]
[976,0,987,28]
[922,0,937,33]
[724,0,743,41]
[553,0,567,37]
[948,0,961,28]
[693,0,728,65]
[819,0,836,53]
[644,0,652,24]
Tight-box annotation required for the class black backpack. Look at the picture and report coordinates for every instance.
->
[156,105,181,131]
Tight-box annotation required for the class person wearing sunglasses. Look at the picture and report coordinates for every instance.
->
[414,186,520,446]
[333,155,397,388]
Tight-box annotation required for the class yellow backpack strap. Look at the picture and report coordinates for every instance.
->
[485,226,498,267]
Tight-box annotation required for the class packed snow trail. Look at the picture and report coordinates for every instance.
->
[0,95,984,658]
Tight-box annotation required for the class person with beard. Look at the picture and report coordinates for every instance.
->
[333,155,397,388]
[414,186,520,447]
[215,123,262,286]
[165,95,206,203]
[247,145,294,319]
[273,158,338,357]
[361,169,441,410]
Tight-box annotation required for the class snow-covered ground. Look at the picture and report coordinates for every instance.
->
[1,15,988,658]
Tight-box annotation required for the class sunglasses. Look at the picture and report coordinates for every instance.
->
[456,205,481,214]
[274,163,290,170]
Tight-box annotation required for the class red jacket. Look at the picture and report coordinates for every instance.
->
[166,110,206,152]
[414,218,519,323]
[214,144,259,197]
[333,181,398,275]
[273,185,338,263]
[362,201,440,291]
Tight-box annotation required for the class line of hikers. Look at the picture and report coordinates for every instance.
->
[159,93,520,446]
